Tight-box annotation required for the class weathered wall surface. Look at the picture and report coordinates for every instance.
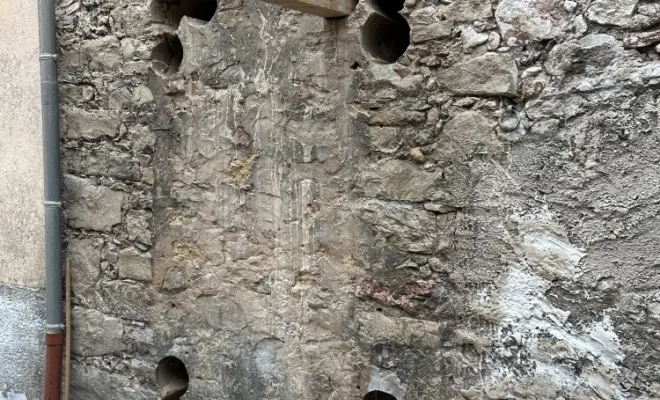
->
[57,0,660,398]
[0,287,45,400]
[0,0,46,398]
[0,0,45,286]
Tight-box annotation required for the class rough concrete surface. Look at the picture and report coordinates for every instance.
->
[0,286,45,400]
[52,0,660,398]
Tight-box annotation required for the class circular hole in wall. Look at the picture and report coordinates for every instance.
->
[365,0,404,17]
[151,0,217,27]
[156,356,190,400]
[151,34,184,76]
[364,390,398,400]
[361,13,410,64]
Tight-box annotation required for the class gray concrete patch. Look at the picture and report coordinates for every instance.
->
[0,285,45,400]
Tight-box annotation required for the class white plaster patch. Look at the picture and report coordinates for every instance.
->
[518,229,585,279]
[0,286,45,399]
[497,266,569,335]
[498,267,624,367]
[495,0,571,45]
[489,265,625,397]
[486,213,625,397]
[511,212,586,280]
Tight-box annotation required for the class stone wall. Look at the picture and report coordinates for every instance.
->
[57,0,660,398]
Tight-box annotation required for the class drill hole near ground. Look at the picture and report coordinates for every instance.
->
[156,356,189,400]
[364,390,399,400]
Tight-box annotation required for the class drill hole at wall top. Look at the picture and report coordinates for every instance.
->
[365,0,404,17]
[156,356,189,400]
[151,34,184,77]
[361,13,410,64]
[364,390,398,400]
[151,0,218,27]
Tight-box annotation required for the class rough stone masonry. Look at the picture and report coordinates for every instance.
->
[55,0,660,398]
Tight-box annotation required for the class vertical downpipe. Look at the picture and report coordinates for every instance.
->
[37,0,65,396]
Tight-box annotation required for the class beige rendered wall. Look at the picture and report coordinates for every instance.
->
[0,0,45,288]
[0,2,47,398]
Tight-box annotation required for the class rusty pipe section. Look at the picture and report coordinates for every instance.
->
[37,0,64,394]
[44,333,65,400]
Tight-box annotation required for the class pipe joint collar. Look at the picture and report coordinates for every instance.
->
[46,323,65,333]
[39,53,58,61]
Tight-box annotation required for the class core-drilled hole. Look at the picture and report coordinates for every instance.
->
[151,34,184,76]
[156,356,189,400]
[151,0,217,27]
[361,13,410,64]
[364,390,398,400]
[366,0,404,16]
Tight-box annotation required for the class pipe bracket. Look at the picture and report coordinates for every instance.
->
[39,53,58,61]
[44,201,61,208]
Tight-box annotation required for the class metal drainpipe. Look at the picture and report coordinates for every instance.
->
[37,0,65,396]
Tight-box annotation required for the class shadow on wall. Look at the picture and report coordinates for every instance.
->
[364,390,398,400]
